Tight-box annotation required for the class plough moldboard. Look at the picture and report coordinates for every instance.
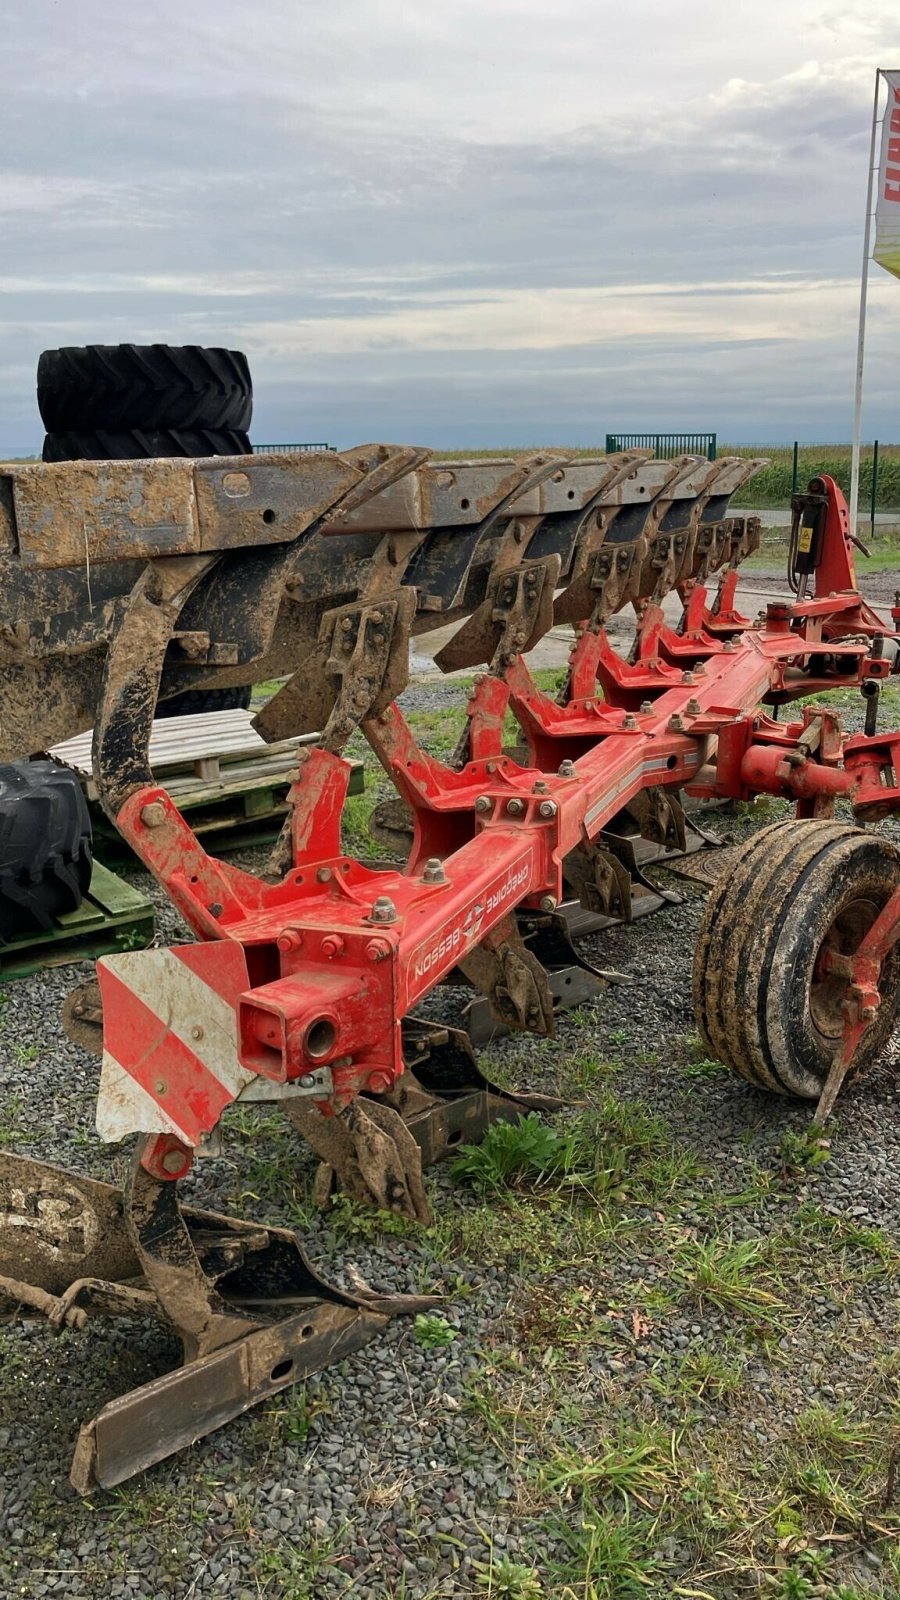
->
[3,447,900,1491]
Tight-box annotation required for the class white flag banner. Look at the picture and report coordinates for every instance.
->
[874,70,900,281]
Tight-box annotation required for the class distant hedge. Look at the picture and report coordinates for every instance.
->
[725,447,900,511]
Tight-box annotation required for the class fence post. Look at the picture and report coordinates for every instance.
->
[791,442,799,494]
[708,435,717,461]
[871,439,879,541]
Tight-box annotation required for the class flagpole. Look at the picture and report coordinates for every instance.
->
[849,70,882,536]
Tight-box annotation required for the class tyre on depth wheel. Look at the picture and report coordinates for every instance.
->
[37,345,252,433]
[0,761,92,940]
[693,820,900,1099]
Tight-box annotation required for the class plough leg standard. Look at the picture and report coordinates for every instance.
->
[3,450,900,1490]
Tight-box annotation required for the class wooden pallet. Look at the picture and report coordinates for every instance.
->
[50,710,364,858]
[0,862,155,982]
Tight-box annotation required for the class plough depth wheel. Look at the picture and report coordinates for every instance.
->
[694,821,900,1100]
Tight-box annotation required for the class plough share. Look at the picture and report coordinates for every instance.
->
[2,447,900,1490]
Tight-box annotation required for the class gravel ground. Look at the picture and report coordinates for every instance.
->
[2,680,900,1599]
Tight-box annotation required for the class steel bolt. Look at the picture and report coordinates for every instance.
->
[475,795,492,814]
[533,780,549,794]
[140,801,166,829]
[686,698,701,715]
[723,638,736,652]
[365,939,390,962]
[558,759,576,778]
[681,670,696,685]
[540,895,558,913]
[538,799,557,818]
[321,934,345,959]
[341,616,353,632]
[507,798,526,817]
[154,1079,168,1095]
[191,1026,204,1041]
[299,1072,318,1089]
[422,857,447,883]
[316,866,333,883]
[161,1148,188,1176]
[277,929,303,953]
[668,714,686,732]
[623,713,637,730]
[640,701,654,714]
[370,895,398,924]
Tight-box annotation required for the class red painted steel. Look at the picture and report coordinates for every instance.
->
[100,477,900,1174]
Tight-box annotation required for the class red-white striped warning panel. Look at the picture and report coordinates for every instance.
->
[96,942,255,1146]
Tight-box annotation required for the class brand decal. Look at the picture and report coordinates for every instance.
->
[412,852,534,983]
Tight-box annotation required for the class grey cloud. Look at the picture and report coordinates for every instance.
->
[1,3,898,451]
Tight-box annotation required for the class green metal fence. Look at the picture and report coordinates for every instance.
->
[605,432,717,461]
[253,442,336,454]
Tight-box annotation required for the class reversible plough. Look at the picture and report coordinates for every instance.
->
[2,447,900,1490]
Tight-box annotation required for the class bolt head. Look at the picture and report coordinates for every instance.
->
[316,866,333,883]
[558,760,576,778]
[686,698,701,715]
[161,1148,188,1177]
[623,714,636,730]
[370,895,398,924]
[278,929,303,953]
[507,798,525,817]
[365,939,390,962]
[640,701,653,714]
[422,857,446,883]
[540,895,558,913]
[140,801,166,829]
[191,1026,204,1041]
[538,800,557,818]
[475,795,492,814]
[299,1072,318,1089]
[321,934,344,959]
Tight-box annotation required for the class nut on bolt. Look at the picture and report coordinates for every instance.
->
[321,934,345,959]
[369,895,398,924]
[639,700,653,714]
[668,713,686,732]
[558,759,576,778]
[538,800,557,818]
[422,857,446,884]
[686,698,701,715]
[365,939,390,962]
[507,798,526,817]
[140,801,166,829]
[475,795,492,814]
[540,895,558,913]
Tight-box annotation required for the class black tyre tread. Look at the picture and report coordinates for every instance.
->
[726,823,859,1093]
[695,821,900,1100]
[750,830,900,1097]
[694,821,818,1081]
[0,761,92,940]
[155,686,253,719]
[37,345,252,432]
[42,428,252,462]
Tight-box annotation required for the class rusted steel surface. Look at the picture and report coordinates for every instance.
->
[0,448,763,759]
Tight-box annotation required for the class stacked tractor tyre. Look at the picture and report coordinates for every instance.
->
[0,344,257,941]
[38,343,255,718]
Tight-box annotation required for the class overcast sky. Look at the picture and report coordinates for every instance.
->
[1,1,898,451]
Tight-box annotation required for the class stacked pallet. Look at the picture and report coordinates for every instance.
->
[51,709,365,857]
